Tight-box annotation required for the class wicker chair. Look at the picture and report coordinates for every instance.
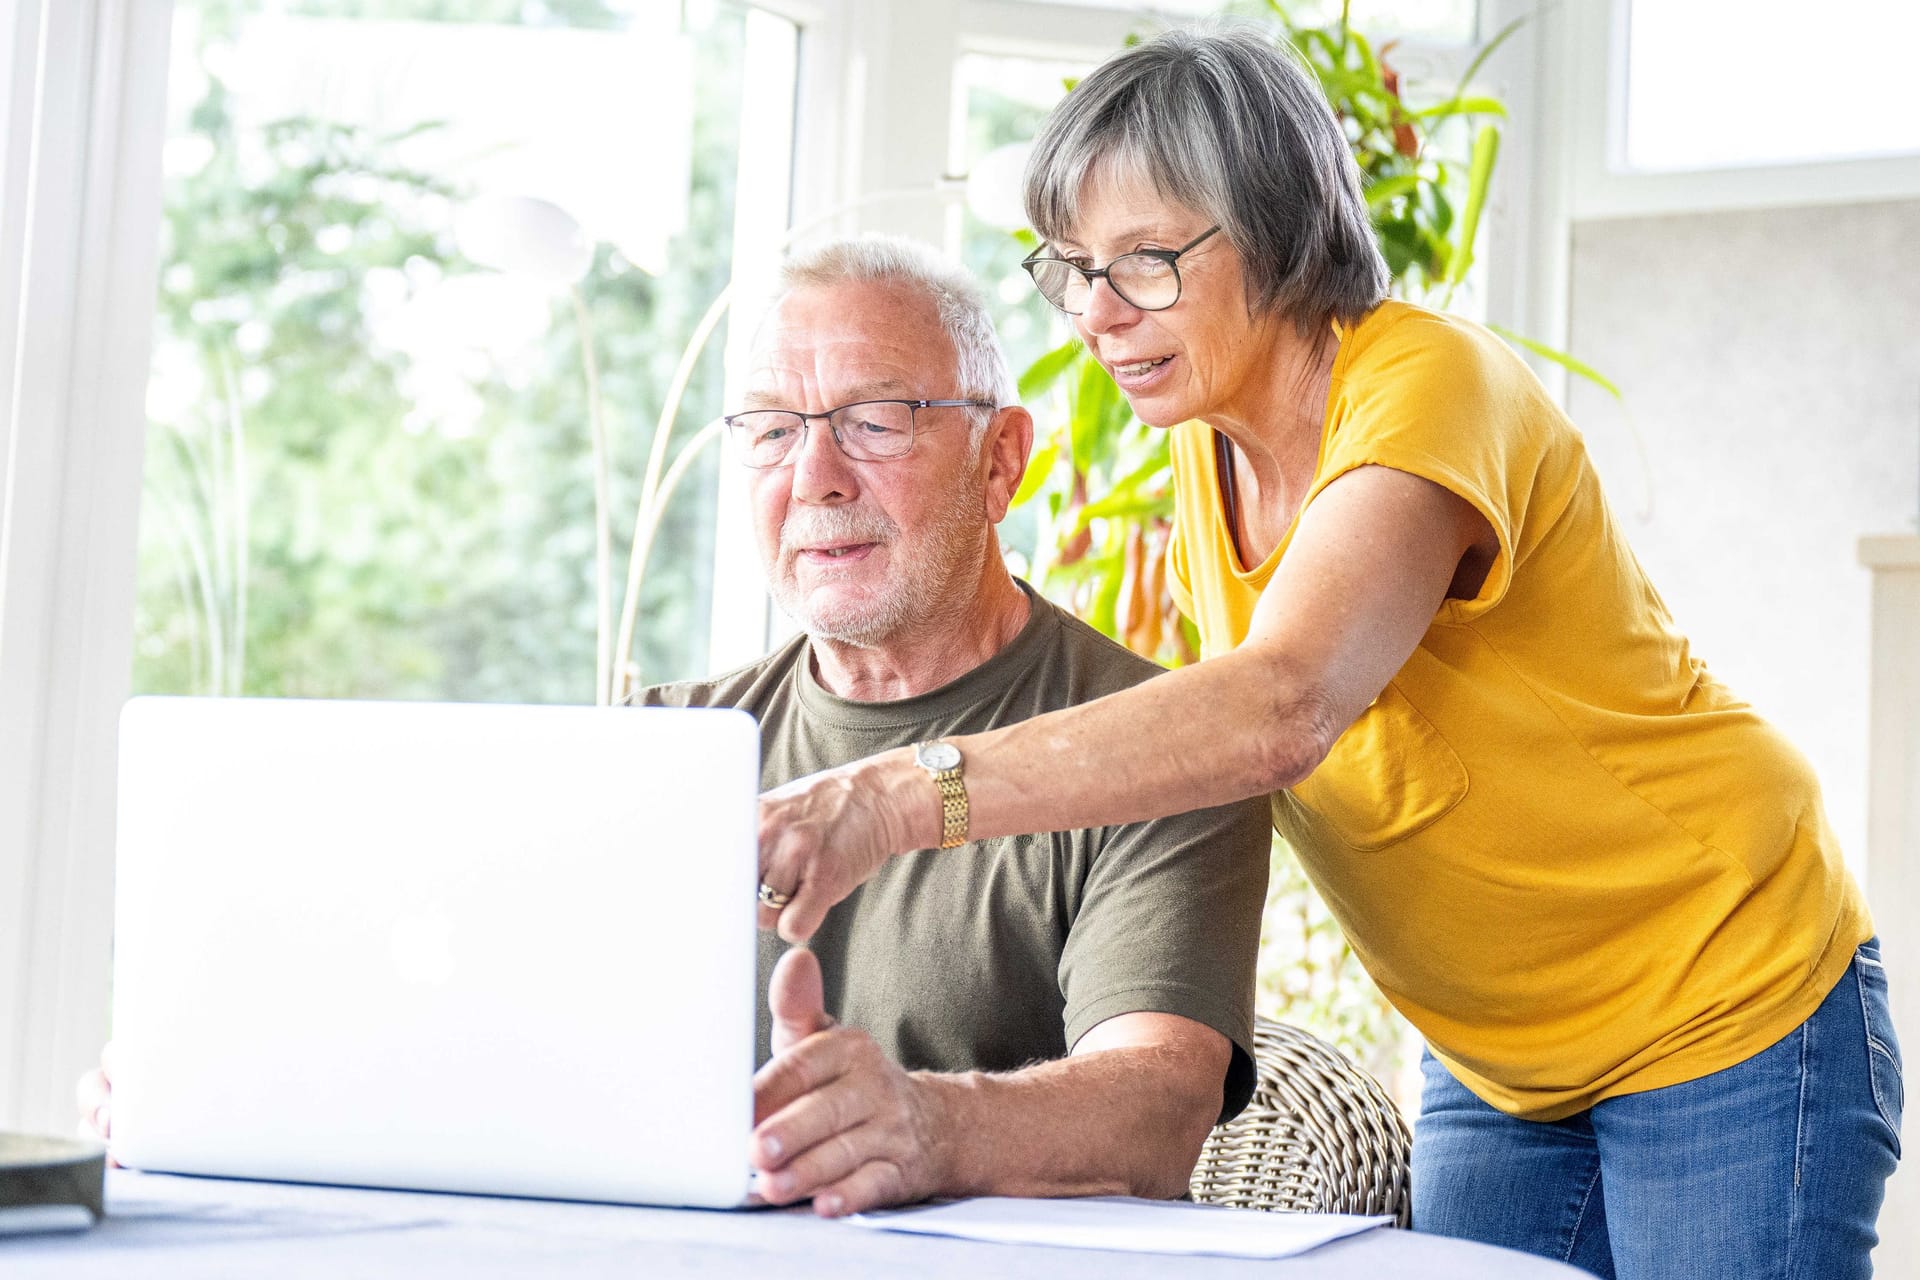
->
[1189,1016,1411,1225]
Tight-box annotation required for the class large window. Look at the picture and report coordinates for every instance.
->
[950,52,1087,574]
[1270,0,1477,44]
[953,54,1081,382]
[134,0,795,706]
[1044,0,1480,44]
[1625,0,1920,172]
[1620,0,1920,172]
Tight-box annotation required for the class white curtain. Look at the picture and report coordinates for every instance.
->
[0,0,172,1135]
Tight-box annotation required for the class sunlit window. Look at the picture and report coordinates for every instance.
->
[1625,0,1920,171]
[952,53,1084,380]
[1270,0,1477,44]
[1036,0,1479,45]
[134,0,795,705]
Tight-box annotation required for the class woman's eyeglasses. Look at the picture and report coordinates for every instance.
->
[1021,225,1220,316]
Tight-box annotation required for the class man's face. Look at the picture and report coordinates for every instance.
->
[742,280,993,647]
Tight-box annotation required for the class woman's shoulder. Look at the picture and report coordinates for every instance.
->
[1338,299,1524,393]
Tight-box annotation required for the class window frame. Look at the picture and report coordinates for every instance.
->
[1567,0,1920,220]
[0,0,172,1133]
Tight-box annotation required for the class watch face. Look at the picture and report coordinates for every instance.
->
[918,741,961,771]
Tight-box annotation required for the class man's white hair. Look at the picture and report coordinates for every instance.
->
[777,236,1017,430]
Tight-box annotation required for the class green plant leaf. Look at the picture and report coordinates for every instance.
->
[1487,323,1623,399]
[1069,353,1125,467]
[1445,125,1500,286]
[1346,26,1381,83]
[1010,442,1058,509]
[1018,338,1083,400]
[1075,490,1173,529]
[1363,173,1421,208]
[1107,431,1171,495]
[1426,181,1454,236]
[1086,547,1126,637]
[1372,216,1426,278]
[1413,95,1508,121]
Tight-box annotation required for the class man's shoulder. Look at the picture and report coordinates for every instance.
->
[633,592,1171,723]
[636,632,809,716]
[1022,593,1174,704]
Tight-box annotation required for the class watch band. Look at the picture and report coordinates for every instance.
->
[929,766,968,849]
[914,741,969,849]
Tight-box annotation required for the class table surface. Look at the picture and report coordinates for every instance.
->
[2,1171,1590,1278]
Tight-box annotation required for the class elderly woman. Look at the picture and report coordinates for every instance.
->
[756,26,1899,1277]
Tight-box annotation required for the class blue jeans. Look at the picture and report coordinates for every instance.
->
[1411,939,1903,1278]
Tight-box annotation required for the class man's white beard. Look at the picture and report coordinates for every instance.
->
[771,485,989,649]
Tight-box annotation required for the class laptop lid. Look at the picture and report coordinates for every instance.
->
[110,696,758,1209]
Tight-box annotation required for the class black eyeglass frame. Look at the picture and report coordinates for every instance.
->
[721,398,998,469]
[1020,225,1222,316]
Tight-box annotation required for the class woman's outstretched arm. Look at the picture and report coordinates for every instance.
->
[757,462,1495,942]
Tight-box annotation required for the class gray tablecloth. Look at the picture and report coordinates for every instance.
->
[4,1170,1589,1278]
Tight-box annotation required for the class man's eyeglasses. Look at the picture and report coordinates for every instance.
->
[1021,225,1221,316]
[722,398,996,469]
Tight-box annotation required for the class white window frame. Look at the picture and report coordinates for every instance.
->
[0,0,173,1134]
[1566,0,1920,221]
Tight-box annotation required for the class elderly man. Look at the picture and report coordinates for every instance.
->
[641,236,1270,1217]
[80,238,1270,1218]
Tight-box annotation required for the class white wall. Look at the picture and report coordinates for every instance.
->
[1565,197,1920,877]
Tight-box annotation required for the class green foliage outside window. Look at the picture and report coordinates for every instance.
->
[134,0,747,703]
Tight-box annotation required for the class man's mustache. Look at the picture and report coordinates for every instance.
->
[780,508,897,553]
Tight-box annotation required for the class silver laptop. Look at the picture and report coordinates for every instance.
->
[111,696,760,1208]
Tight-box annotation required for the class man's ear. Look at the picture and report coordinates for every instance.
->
[981,405,1035,524]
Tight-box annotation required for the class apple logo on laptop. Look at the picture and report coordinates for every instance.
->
[389,910,458,986]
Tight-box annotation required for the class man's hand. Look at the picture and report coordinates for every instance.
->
[75,1043,116,1157]
[748,948,954,1217]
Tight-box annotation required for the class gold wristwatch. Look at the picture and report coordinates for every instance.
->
[913,740,968,849]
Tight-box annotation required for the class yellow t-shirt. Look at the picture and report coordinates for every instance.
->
[1167,300,1871,1121]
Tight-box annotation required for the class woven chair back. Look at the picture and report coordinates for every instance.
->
[1189,1016,1411,1225]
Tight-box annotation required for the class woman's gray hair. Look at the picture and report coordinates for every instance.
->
[778,236,1015,436]
[1023,24,1387,336]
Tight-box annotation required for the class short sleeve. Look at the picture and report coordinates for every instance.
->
[1058,796,1273,1123]
[1314,311,1557,624]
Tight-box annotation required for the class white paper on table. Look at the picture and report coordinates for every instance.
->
[845,1195,1390,1259]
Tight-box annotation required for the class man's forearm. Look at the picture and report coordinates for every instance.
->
[915,1044,1221,1201]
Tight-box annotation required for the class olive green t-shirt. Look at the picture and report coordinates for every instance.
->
[644,586,1270,1122]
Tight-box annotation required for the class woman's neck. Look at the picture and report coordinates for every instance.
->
[1198,328,1336,568]
[1203,325,1339,521]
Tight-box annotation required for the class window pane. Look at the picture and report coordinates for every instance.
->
[1033,0,1479,44]
[1626,0,1920,171]
[135,0,794,704]
[953,53,1086,573]
[1268,0,1477,44]
[954,53,1083,382]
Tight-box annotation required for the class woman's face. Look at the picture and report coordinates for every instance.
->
[1054,164,1282,429]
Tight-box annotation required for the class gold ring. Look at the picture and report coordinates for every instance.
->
[757,882,794,910]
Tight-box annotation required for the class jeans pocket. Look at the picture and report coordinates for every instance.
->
[1855,949,1903,1155]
